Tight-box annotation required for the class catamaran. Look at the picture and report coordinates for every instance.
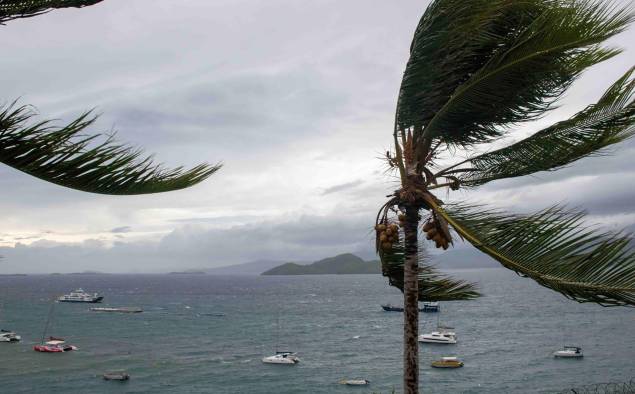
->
[33,299,78,353]
[0,293,21,342]
[554,346,583,358]
[262,312,299,365]
[0,329,21,342]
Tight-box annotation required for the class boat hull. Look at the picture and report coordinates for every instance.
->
[431,361,463,368]
[419,338,456,344]
[59,296,103,303]
[554,352,583,358]
[34,344,78,352]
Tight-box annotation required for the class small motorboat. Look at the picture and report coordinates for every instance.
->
[103,371,130,381]
[381,304,433,312]
[419,331,457,344]
[0,330,21,342]
[421,302,440,312]
[262,352,300,364]
[34,339,78,353]
[554,346,583,358]
[431,356,464,368]
[339,379,370,386]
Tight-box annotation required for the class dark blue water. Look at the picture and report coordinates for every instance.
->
[0,269,633,393]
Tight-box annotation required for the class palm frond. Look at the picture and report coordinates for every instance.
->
[0,103,219,195]
[397,0,632,147]
[380,241,480,302]
[0,0,102,24]
[437,66,635,187]
[428,200,635,306]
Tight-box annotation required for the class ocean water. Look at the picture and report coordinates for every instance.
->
[0,269,633,394]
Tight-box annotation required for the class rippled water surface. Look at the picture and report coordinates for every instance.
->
[1,269,634,393]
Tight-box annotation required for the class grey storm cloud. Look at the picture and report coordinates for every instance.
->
[0,213,376,273]
[110,226,132,234]
[0,0,633,273]
[322,180,365,195]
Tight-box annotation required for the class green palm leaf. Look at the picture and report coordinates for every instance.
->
[436,66,635,187]
[380,241,479,302]
[397,0,632,147]
[428,200,635,306]
[0,103,219,194]
[0,0,102,23]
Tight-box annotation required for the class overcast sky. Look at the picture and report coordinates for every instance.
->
[0,0,633,273]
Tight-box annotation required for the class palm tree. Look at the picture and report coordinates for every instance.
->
[1,0,219,194]
[375,1,635,393]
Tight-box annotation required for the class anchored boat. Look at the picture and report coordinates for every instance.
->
[339,379,370,386]
[0,329,21,342]
[431,356,464,368]
[34,339,78,353]
[34,300,78,353]
[58,288,103,303]
[554,346,583,358]
[103,371,130,381]
[381,303,436,312]
[419,329,457,344]
[262,351,300,364]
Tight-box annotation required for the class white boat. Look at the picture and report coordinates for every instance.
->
[419,330,457,344]
[0,330,21,342]
[58,288,103,303]
[339,379,369,386]
[262,311,299,365]
[554,346,583,358]
[262,352,300,364]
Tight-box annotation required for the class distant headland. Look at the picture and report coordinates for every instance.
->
[261,253,381,275]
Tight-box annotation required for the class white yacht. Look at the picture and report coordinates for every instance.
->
[58,288,103,303]
[419,330,457,344]
[339,379,369,386]
[262,352,300,364]
[0,330,21,342]
[554,346,583,358]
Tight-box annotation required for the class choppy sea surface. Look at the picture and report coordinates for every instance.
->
[0,269,634,394]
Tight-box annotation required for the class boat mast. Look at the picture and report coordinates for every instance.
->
[40,299,55,344]
[275,310,279,353]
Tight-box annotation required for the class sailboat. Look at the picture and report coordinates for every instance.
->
[0,289,21,342]
[33,298,78,353]
[0,290,22,342]
[262,311,299,365]
[419,308,457,344]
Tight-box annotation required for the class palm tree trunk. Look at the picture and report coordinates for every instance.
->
[403,204,420,394]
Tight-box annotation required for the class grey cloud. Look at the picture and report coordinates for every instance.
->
[322,180,364,195]
[0,213,376,274]
[110,226,132,234]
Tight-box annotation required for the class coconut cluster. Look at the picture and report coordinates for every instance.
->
[376,222,400,252]
[422,220,451,250]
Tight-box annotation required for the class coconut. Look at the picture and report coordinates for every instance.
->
[376,224,387,231]
[381,242,393,251]
[385,228,393,236]
[379,233,388,242]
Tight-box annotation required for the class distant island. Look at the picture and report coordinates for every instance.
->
[261,253,381,275]
[168,271,206,275]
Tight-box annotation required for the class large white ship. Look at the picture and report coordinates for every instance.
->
[58,288,103,303]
